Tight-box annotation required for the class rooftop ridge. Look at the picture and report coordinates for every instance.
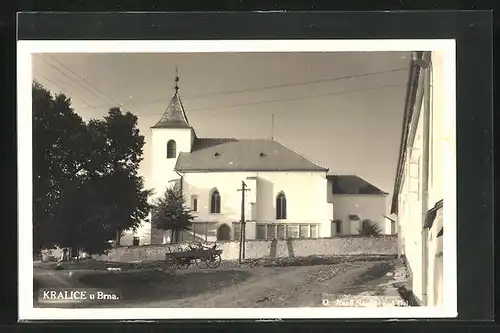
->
[273,138,329,172]
[328,174,389,195]
[327,173,359,177]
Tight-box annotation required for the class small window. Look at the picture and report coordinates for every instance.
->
[256,224,266,240]
[310,225,318,238]
[191,196,198,212]
[167,140,176,159]
[299,225,309,238]
[276,192,287,220]
[210,189,221,214]
[132,236,140,246]
[267,224,277,239]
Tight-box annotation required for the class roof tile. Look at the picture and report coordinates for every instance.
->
[327,174,388,195]
[175,138,328,172]
[151,92,191,129]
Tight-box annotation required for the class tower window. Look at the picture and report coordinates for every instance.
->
[167,140,176,159]
[276,191,287,220]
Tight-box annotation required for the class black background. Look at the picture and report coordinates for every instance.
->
[1,2,496,332]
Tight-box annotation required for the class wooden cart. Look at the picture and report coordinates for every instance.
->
[164,243,222,270]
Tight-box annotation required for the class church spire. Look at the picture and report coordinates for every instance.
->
[151,67,191,129]
[174,66,179,93]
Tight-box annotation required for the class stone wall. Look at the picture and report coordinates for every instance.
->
[96,235,397,262]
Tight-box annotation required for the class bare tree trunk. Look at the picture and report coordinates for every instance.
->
[115,230,121,246]
[171,229,175,243]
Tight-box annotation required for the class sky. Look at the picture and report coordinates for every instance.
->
[32,51,410,210]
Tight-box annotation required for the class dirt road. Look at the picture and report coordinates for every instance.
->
[34,255,403,308]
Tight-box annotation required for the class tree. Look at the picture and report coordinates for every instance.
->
[86,108,152,245]
[152,184,195,243]
[358,219,383,237]
[32,83,152,255]
[32,82,88,254]
[53,178,116,255]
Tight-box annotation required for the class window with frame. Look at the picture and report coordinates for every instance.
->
[191,195,198,212]
[132,236,140,246]
[299,225,309,238]
[267,224,277,239]
[210,189,221,214]
[166,140,177,159]
[310,225,318,238]
[276,191,287,220]
[256,224,266,240]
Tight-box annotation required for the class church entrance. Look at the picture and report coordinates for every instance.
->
[217,224,231,241]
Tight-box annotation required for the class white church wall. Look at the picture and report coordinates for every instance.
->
[151,127,193,198]
[181,171,331,238]
[332,194,388,235]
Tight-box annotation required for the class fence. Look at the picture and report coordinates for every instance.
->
[96,235,398,262]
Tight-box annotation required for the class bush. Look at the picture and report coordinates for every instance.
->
[358,219,382,236]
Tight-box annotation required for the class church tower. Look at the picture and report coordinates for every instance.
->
[151,69,196,198]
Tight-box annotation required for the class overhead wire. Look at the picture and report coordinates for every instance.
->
[34,54,120,107]
[34,56,408,118]
[45,54,122,106]
[76,67,408,111]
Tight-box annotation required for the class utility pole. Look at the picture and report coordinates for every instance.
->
[237,181,251,264]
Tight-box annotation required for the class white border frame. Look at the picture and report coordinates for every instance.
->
[18,39,457,320]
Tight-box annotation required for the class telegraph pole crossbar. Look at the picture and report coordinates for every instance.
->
[237,181,251,265]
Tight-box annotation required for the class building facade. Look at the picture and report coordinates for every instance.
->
[122,76,333,245]
[391,50,451,307]
[327,175,391,236]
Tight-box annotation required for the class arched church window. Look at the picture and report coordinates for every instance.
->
[210,189,221,214]
[276,191,287,220]
[167,140,176,159]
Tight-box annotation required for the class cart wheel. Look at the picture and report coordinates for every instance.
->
[207,254,222,269]
[194,258,209,269]
[164,257,177,270]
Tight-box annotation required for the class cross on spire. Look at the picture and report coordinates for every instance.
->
[174,66,180,93]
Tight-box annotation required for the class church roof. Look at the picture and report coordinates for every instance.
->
[151,70,192,129]
[327,174,388,195]
[151,92,192,129]
[175,138,328,172]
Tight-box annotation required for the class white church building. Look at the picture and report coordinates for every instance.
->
[120,76,391,246]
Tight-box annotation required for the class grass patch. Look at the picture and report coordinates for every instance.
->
[34,259,170,271]
[76,269,252,304]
